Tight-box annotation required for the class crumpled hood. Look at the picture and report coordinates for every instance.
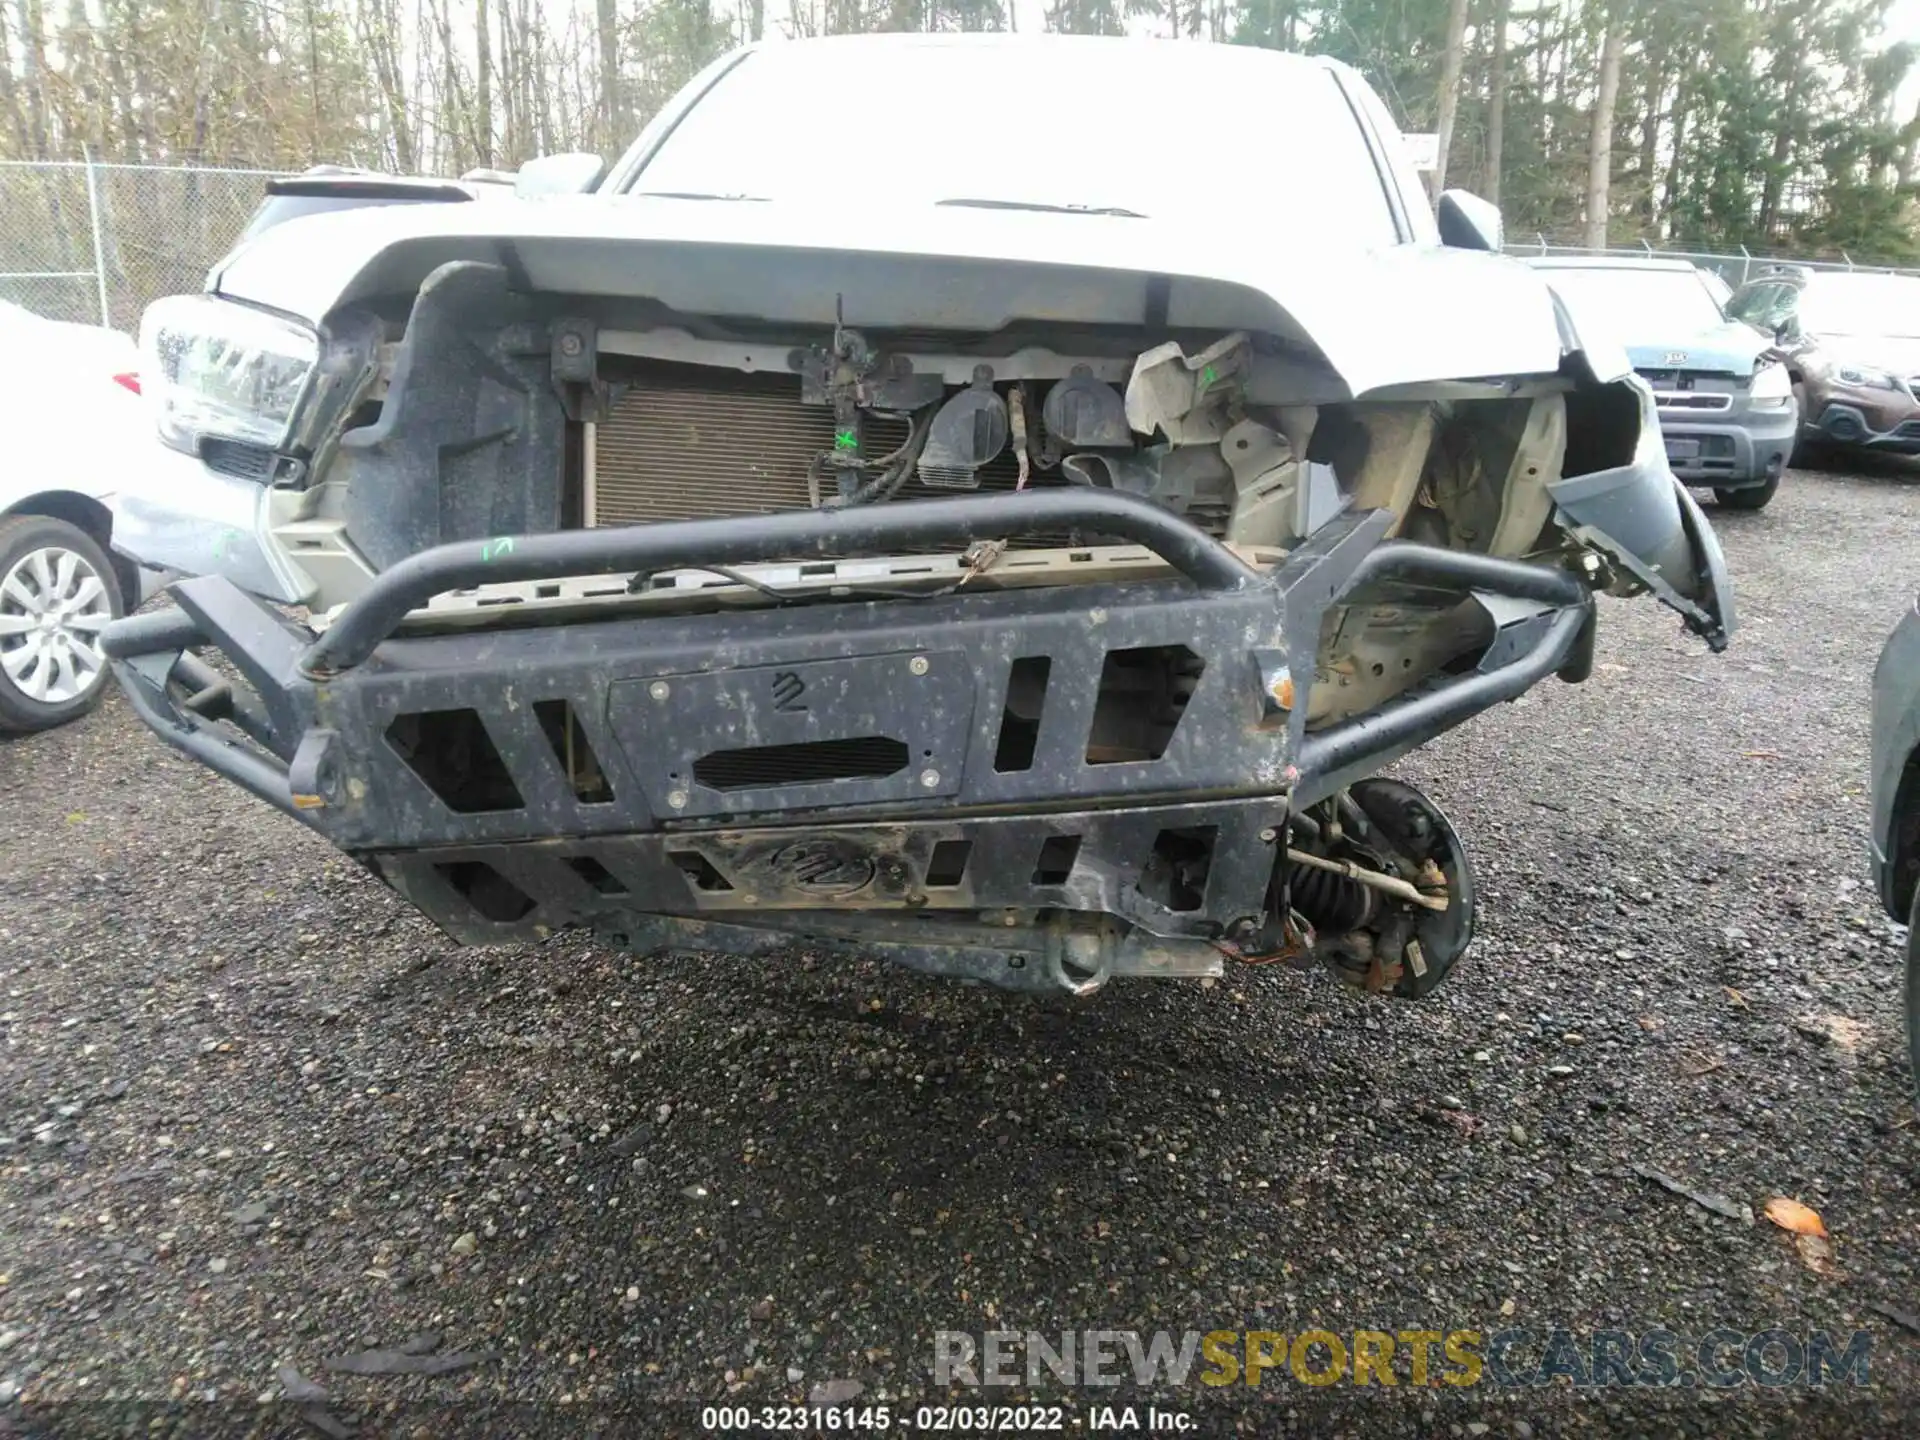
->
[210,194,1614,400]
[1622,320,1771,377]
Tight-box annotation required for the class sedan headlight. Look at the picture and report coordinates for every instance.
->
[1749,361,1794,408]
[139,294,317,459]
[1836,363,1900,391]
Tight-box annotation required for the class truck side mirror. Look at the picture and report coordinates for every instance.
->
[1436,189,1503,252]
[515,153,607,198]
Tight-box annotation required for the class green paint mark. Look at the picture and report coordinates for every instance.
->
[481,536,516,562]
[1198,364,1218,390]
[211,528,241,561]
[834,429,859,451]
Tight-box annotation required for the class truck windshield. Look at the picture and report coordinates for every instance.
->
[1543,266,1727,334]
[624,40,1402,248]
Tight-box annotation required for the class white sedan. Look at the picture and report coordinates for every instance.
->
[0,301,153,732]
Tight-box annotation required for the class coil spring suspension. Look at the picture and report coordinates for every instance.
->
[1285,858,1374,932]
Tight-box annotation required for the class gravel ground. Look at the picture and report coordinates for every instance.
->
[2,464,1918,1438]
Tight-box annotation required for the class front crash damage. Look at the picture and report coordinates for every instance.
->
[107,127,1733,1000]
[105,441,1721,999]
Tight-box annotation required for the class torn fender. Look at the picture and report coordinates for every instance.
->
[1547,377,1735,651]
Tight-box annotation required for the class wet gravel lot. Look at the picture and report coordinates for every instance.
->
[2,464,1918,1438]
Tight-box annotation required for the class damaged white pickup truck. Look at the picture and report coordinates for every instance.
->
[105,34,1732,1000]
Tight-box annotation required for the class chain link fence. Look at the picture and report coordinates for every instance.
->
[0,159,288,333]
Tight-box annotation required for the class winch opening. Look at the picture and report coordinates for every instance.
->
[690,735,911,792]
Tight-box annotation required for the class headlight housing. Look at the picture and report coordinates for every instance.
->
[139,294,317,459]
[1749,361,1794,408]
[1835,363,1899,391]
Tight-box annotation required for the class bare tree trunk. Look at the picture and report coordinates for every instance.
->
[1757,65,1805,240]
[525,0,553,154]
[596,0,622,149]
[498,0,519,161]
[360,0,418,171]
[1899,98,1920,189]
[1663,83,1690,227]
[1583,14,1625,249]
[476,0,494,166]
[412,0,431,168]
[98,0,143,160]
[190,0,220,163]
[519,0,540,158]
[1429,0,1469,198]
[434,0,467,172]
[124,4,160,156]
[58,0,100,156]
[1637,61,1665,231]
[1485,0,1507,207]
[0,3,35,158]
[15,0,52,158]
[303,0,323,163]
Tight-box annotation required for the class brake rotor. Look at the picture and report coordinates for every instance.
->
[1346,777,1476,998]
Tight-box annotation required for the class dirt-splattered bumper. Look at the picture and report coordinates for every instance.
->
[104,490,1631,992]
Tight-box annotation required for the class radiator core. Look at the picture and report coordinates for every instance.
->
[587,361,1026,529]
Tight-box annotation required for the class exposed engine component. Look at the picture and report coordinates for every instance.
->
[823,410,932,508]
[1277,777,1474,998]
[1042,365,1131,450]
[918,370,1009,489]
[1124,331,1251,444]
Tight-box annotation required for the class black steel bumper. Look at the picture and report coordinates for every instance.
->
[105,490,1594,959]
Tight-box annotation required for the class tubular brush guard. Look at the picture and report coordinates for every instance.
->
[104,490,1594,995]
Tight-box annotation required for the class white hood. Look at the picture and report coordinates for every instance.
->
[212,194,1603,400]
[1821,333,1920,378]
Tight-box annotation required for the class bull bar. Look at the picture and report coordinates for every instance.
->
[104,489,1593,986]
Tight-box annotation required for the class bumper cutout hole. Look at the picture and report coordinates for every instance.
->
[669,851,734,893]
[994,656,1052,772]
[1032,834,1083,886]
[567,855,625,896]
[1137,826,1218,913]
[435,860,536,923]
[1086,645,1204,764]
[925,839,972,888]
[535,699,614,804]
[386,708,525,814]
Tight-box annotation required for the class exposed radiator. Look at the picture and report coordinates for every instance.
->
[590,365,832,526]
[588,361,1027,530]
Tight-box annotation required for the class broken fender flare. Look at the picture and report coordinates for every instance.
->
[1546,383,1735,652]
